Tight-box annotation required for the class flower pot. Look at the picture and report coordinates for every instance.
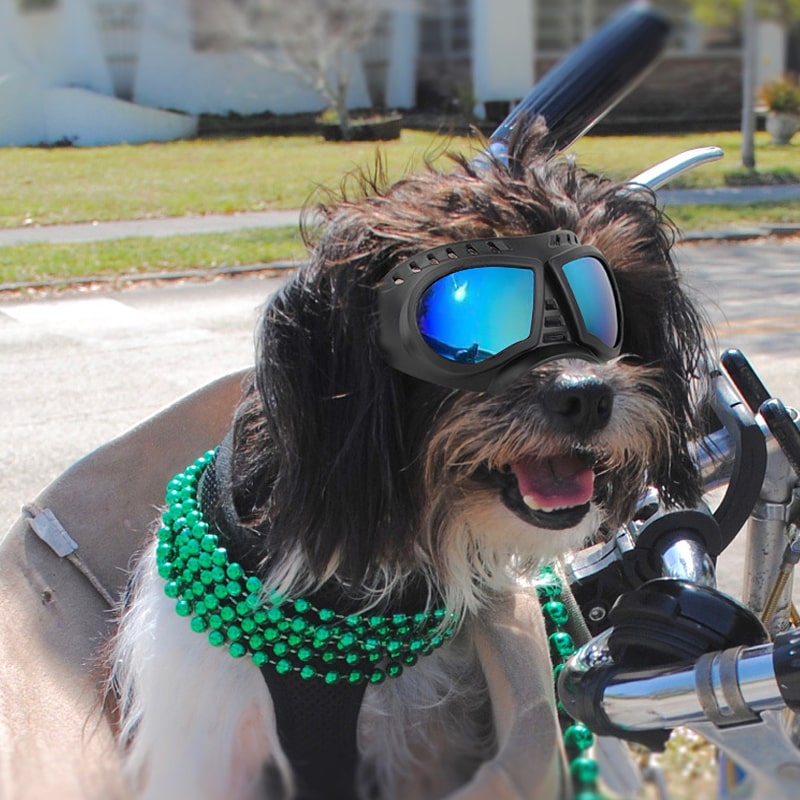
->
[766,111,799,145]
[320,115,402,142]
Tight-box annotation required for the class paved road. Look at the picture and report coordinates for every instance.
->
[2,238,800,602]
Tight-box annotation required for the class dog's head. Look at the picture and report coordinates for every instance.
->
[231,125,711,613]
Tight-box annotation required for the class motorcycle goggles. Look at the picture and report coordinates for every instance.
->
[377,231,623,393]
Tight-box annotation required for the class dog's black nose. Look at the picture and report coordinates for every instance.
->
[544,375,614,436]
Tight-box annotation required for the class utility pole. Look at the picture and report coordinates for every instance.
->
[741,0,757,169]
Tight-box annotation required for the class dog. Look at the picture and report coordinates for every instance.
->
[106,124,711,799]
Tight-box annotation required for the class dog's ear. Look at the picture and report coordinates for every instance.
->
[248,266,427,582]
[616,255,711,510]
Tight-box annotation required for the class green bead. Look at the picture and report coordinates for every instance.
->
[190,616,207,633]
[211,548,227,566]
[324,671,339,685]
[300,665,316,680]
[156,542,173,561]
[164,581,180,599]
[157,561,174,579]
[252,652,267,666]
[245,593,261,610]
[208,630,225,647]
[319,608,336,622]
[203,594,219,611]
[249,633,265,651]
[275,659,292,675]
[227,626,242,642]
[200,534,218,552]
[227,581,242,597]
[245,575,262,594]
[263,627,279,643]
[185,509,202,527]
[190,523,208,540]
[220,606,235,622]
[267,607,283,623]
[345,652,360,665]
[208,614,223,630]
[273,642,288,657]
[549,631,575,658]
[543,601,570,626]
[386,662,403,678]
[564,723,594,753]
[229,642,246,658]
[569,756,599,784]
[348,670,364,684]
[227,563,244,580]
[241,617,256,634]
[339,632,357,649]
[175,599,191,617]
[214,584,228,600]
[290,617,307,633]
[294,598,311,614]
[297,647,313,662]
[369,669,386,684]
[322,651,336,663]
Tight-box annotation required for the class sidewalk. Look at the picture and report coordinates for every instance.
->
[0,185,799,248]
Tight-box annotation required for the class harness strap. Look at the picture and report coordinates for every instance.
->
[200,435,367,799]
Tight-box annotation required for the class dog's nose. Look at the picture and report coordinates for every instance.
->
[544,375,614,437]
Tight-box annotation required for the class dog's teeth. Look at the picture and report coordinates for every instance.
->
[523,495,542,511]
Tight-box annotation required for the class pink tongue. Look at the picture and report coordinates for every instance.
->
[511,454,595,510]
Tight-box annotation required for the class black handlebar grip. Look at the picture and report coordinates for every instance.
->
[760,398,800,480]
[489,4,671,158]
[720,349,771,414]
[773,627,800,711]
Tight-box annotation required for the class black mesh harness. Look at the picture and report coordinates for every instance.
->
[197,436,372,799]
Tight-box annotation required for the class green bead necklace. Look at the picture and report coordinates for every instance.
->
[156,451,459,686]
[537,565,603,800]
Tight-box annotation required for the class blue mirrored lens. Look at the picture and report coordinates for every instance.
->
[417,267,534,363]
[561,257,618,347]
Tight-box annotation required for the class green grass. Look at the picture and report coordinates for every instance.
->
[0,131,474,228]
[0,128,798,286]
[0,227,304,286]
[571,130,800,187]
[668,200,800,230]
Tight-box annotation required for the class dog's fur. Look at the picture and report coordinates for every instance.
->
[108,126,711,799]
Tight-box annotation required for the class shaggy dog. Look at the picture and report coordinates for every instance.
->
[107,126,710,800]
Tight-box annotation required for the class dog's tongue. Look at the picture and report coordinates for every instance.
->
[511,454,594,511]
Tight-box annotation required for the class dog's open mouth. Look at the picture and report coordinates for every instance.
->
[499,453,596,530]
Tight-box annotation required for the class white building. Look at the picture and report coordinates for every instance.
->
[0,0,789,147]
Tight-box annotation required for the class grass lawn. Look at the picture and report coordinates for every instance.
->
[0,128,798,286]
[0,227,305,287]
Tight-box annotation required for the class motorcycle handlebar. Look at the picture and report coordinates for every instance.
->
[559,627,800,737]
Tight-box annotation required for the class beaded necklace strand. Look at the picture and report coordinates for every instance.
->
[156,451,458,686]
[537,564,603,800]
[158,453,601,792]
